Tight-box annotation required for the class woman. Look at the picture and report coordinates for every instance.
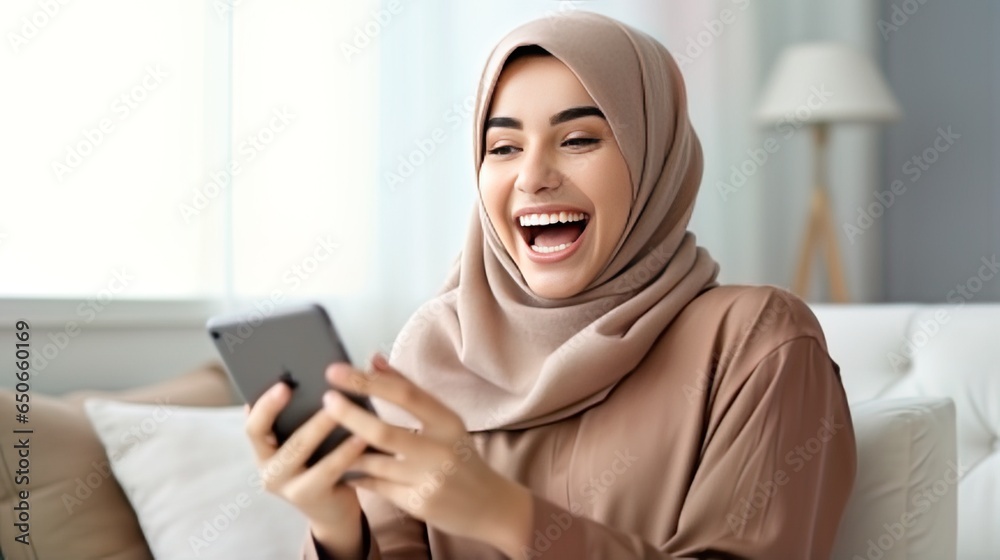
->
[246,11,856,559]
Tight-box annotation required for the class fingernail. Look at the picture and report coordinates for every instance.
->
[372,353,389,370]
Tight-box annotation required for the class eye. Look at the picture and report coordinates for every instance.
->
[487,144,521,156]
[562,137,600,149]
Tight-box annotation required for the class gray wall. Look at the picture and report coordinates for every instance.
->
[882,0,1000,303]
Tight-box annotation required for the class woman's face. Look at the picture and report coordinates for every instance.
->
[479,55,632,299]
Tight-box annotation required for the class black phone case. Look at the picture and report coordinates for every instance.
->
[206,303,381,475]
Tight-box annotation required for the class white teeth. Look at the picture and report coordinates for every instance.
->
[517,212,588,227]
[530,242,572,254]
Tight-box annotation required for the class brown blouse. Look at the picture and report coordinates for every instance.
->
[303,285,857,559]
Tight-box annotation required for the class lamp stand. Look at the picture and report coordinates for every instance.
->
[792,123,850,303]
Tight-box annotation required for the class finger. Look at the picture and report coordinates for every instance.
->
[276,402,348,469]
[323,390,418,455]
[245,383,290,461]
[347,477,415,514]
[327,356,463,437]
[285,435,368,499]
[348,452,411,485]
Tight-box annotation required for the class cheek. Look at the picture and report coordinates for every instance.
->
[607,160,633,232]
[479,168,513,237]
[583,155,632,236]
[605,184,632,234]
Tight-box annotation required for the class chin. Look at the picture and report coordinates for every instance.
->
[521,268,587,299]
[528,282,579,300]
[509,233,598,299]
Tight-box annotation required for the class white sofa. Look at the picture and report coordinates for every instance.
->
[1,302,996,560]
[813,304,1000,560]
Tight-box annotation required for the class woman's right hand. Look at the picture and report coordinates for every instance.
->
[245,381,370,558]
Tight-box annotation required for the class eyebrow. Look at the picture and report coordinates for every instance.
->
[484,105,606,131]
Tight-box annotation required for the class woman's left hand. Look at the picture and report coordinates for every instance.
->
[323,353,533,557]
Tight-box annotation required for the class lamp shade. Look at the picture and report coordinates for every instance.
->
[755,42,902,124]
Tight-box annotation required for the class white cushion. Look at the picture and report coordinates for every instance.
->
[813,304,1000,559]
[832,397,957,560]
[83,399,308,560]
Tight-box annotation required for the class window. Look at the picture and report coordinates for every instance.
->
[0,0,378,301]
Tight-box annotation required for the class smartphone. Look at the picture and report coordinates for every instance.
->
[206,303,380,476]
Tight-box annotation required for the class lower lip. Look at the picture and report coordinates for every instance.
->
[523,225,587,264]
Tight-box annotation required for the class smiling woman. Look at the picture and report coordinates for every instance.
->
[244,11,857,560]
[480,51,632,299]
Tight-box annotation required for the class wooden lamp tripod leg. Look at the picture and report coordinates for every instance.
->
[817,188,850,302]
[793,187,824,298]
[791,124,850,303]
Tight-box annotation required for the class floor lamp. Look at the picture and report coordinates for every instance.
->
[755,43,901,303]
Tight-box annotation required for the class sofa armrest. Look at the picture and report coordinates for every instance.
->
[0,362,238,560]
[61,360,238,408]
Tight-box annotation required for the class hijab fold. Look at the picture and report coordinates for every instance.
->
[384,12,720,432]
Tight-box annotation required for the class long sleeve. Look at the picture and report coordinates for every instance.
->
[358,487,430,559]
[515,337,857,559]
[300,514,378,560]
[301,490,430,559]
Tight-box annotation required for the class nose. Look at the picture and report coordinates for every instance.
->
[514,146,562,195]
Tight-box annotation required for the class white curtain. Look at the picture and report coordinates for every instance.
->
[0,1,888,371]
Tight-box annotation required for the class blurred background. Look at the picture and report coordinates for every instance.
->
[1,0,996,393]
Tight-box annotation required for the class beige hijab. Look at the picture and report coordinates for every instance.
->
[385,11,719,432]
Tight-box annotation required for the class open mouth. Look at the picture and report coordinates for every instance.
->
[515,210,590,254]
